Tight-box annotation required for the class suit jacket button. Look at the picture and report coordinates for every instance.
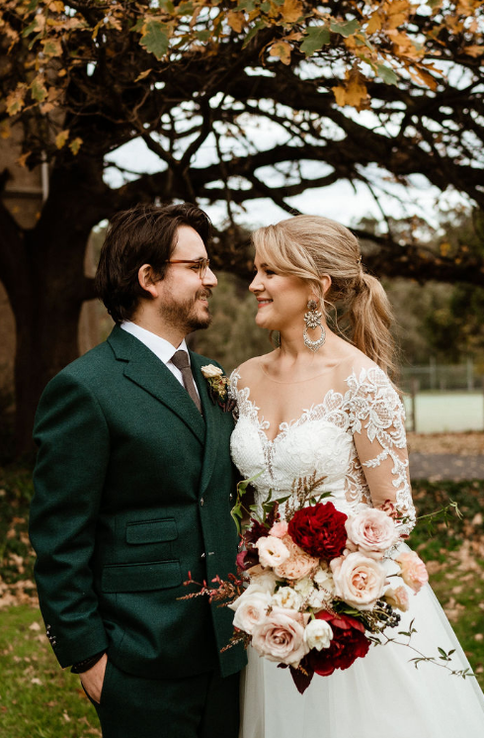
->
[200,497,205,506]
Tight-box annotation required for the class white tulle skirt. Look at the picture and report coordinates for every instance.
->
[239,583,484,738]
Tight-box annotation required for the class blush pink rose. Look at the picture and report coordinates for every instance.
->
[345,508,399,558]
[269,521,289,538]
[251,607,310,666]
[396,551,429,593]
[255,536,290,568]
[331,552,387,611]
[385,585,410,612]
[274,535,319,581]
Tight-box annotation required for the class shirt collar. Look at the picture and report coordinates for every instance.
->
[120,321,190,366]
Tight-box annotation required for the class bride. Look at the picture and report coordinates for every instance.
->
[229,215,484,738]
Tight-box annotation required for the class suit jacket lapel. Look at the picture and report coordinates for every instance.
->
[108,327,206,445]
[191,353,222,494]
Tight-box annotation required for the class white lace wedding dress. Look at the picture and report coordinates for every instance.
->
[230,364,484,738]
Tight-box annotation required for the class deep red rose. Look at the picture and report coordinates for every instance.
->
[308,611,370,676]
[288,501,348,560]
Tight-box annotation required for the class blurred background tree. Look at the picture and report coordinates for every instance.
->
[1,0,483,455]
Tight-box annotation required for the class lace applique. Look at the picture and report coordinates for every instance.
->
[229,366,416,535]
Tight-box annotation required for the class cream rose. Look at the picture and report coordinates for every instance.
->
[247,567,277,595]
[271,586,303,611]
[230,590,271,634]
[385,584,410,612]
[331,552,387,611]
[256,536,290,568]
[396,551,429,593]
[274,535,319,581]
[346,508,399,558]
[201,364,223,378]
[304,618,333,651]
[251,608,310,666]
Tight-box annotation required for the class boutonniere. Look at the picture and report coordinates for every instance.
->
[201,365,236,413]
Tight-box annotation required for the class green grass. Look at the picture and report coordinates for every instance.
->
[0,469,483,737]
[0,606,100,737]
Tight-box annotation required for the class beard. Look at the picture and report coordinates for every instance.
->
[160,288,213,334]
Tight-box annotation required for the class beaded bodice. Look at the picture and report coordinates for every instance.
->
[230,365,416,535]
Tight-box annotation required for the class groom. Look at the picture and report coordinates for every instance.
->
[29,203,245,737]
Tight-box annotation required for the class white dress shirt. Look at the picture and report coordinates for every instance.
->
[120,321,200,398]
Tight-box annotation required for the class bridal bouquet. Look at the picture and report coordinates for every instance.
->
[184,474,429,693]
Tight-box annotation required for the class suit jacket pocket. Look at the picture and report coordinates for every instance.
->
[101,560,181,593]
[126,518,177,544]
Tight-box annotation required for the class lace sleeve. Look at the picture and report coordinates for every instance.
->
[348,367,416,536]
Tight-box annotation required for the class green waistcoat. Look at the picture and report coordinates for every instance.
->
[29,326,246,679]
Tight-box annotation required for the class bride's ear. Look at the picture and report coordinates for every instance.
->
[313,275,331,301]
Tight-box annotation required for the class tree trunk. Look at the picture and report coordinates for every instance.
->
[13,291,83,458]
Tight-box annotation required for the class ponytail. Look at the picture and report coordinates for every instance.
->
[346,272,397,378]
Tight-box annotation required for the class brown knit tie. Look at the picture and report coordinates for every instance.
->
[171,350,202,413]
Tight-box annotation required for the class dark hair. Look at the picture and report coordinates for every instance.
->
[95,203,212,323]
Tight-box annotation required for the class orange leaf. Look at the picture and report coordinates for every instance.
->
[366,12,382,34]
[269,40,292,65]
[463,45,484,58]
[280,0,304,23]
[332,67,369,110]
[227,11,245,33]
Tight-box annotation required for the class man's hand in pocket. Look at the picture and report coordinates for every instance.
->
[80,653,108,704]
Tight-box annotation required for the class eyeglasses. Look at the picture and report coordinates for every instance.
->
[165,258,211,279]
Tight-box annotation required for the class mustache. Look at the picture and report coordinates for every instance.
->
[196,288,212,300]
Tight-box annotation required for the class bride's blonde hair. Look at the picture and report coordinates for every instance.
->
[252,215,396,377]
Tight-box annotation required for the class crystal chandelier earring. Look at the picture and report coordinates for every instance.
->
[303,299,326,352]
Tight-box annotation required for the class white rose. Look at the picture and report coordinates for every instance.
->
[293,576,314,599]
[201,364,223,378]
[256,536,290,568]
[331,552,387,611]
[230,591,271,635]
[305,619,333,651]
[271,586,303,611]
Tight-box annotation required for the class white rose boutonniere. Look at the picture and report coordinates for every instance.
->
[201,364,236,412]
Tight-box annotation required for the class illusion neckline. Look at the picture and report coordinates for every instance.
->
[233,370,340,444]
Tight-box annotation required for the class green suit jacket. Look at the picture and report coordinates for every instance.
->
[29,326,246,680]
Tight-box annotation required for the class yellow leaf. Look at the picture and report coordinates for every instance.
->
[134,68,152,82]
[55,129,69,149]
[269,40,292,65]
[332,69,369,110]
[48,1,65,11]
[0,122,11,139]
[69,137,83,155]
[6,88,26,116]
[463,45,484,58]
[17,152,30,168]
[280,0,304,23]
[227,11,245,33]
[366,12,382,34]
